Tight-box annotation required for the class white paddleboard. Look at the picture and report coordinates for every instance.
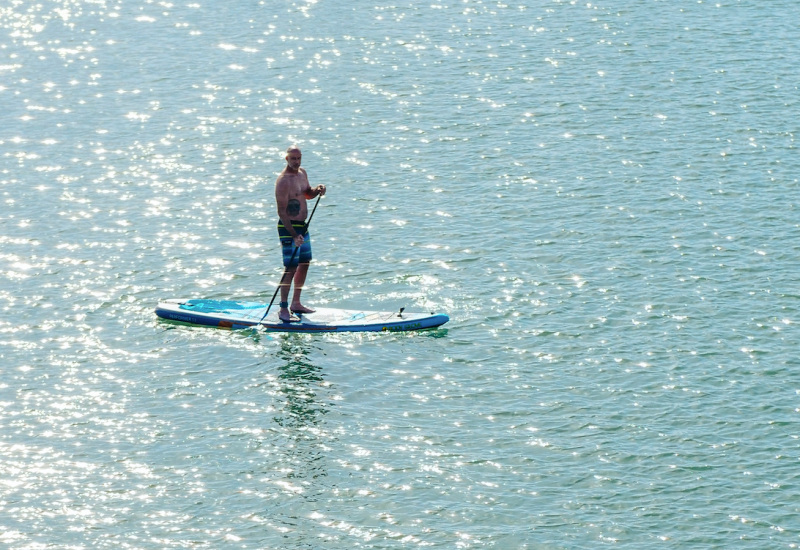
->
[155,299,449,333]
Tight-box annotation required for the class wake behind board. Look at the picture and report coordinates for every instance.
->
[155,299,449,333]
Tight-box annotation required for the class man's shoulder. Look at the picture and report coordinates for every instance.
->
[276,167,307,179]
[275,169,293,184]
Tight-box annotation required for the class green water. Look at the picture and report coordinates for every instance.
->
[1,0,799,547]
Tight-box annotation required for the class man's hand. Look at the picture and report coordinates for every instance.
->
[304,185,326,199]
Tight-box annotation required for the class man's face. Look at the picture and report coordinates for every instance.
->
[286,150,302,169]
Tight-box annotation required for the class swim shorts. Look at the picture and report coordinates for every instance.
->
[277,220,312,267]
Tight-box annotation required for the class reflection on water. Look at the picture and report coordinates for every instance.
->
[222,336,339,541]
[274,336,329,430]
[269,336,333,506]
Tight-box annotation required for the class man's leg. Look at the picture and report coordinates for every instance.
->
[290,262,315,313]
[278,266,297,321]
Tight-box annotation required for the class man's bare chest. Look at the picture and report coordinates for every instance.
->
[283,174,308,197]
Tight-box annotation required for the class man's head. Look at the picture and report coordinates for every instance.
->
[285,146,302,170]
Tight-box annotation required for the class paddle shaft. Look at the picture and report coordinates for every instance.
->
[259,194,321,325]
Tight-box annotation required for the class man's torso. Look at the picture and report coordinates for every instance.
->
[277,168,310,220]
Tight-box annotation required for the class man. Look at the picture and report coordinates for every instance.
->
[274,146,326,322]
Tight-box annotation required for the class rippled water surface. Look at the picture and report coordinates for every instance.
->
[2,0,800,548]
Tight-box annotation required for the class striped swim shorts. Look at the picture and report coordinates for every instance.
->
[277,220,312,267]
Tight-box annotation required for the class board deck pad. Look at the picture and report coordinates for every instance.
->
[155,299,449,333]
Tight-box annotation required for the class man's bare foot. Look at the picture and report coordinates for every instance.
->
[279,309,300,323]
[290,304,316,314]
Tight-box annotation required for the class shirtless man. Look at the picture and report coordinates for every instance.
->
[274,146,326,322]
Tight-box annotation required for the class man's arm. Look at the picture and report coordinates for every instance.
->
[303,183,327,199]
[299,168,326,199]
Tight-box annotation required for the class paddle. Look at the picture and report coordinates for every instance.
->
[259,194,322,326]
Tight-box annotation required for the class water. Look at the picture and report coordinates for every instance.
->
[2,0,800,547]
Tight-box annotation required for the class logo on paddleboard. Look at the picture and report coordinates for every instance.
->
[382,322,422,332]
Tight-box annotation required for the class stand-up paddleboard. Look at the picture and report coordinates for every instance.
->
[155,299,449,333]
